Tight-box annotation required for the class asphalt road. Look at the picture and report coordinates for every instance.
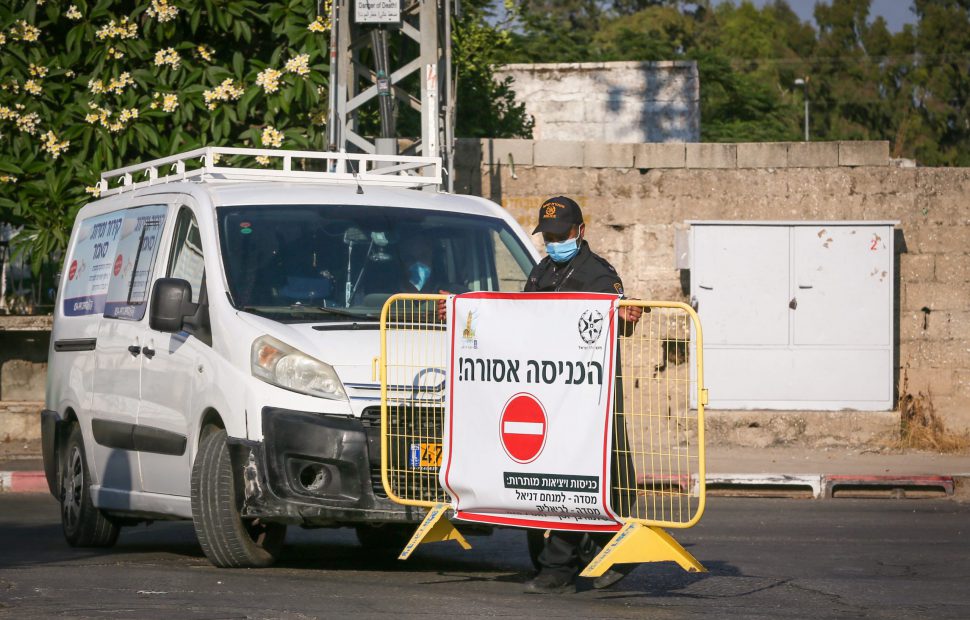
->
[0,494,967,619]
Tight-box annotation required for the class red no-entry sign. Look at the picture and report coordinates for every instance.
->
[500,393,547,464]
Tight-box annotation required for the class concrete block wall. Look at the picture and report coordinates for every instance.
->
[456,139,970,437]
[493,61,700,143]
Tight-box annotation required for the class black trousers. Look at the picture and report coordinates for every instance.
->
[537,375,636,577]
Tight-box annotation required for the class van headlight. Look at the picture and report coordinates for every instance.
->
[251,335,347,401]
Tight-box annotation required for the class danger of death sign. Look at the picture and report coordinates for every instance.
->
[440,292,623,532]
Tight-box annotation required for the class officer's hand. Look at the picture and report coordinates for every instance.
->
[436,290,451,323]
[618,305,644,323]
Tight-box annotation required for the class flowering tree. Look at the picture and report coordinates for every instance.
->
[0,0,331,277]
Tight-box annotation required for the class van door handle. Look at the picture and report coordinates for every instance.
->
[142,346,155,359]
[127,345,142,357]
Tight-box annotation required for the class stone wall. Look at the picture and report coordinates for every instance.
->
[455,139,970,439]
[0,316,50,403]
[0,316,50,442]
[493,61,699,143]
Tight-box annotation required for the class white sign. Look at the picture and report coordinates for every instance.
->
[440,292,622,532]
[103,205,167,320]
[62,212,125,316]
[355,0,400,24]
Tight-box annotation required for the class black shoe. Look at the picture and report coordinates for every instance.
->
[524,570,576,594]
[592,565,634,590]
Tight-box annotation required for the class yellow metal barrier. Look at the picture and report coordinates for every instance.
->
[380,295,707,569]
[612,300,707,528]
[380,294,469,557]
[579,300,707,577]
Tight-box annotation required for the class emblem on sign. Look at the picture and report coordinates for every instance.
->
[578,309,604,345]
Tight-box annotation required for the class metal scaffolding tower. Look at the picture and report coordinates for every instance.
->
[327,1,455,191]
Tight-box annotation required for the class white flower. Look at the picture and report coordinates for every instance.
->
[202,78,244,110]
[284,54,310,77]
[85,185,102,197]
[261,126,284,148]
[308,16,330,33]
[96,17,138,40]
[41,130,70,159]
[24,80,42,96]
[161,94,179,112]
[106,72,134,94]
[65,5,83,20]
[196,45,213,62]
[29,64,49,78]
[146,0,179,23]
[255,155,271,166]
[256,68,282,94]
[0,175,17,184]
[15,112,40,134]
[153,47,181,70]
[118,107,139,122]
[15,21,41,42]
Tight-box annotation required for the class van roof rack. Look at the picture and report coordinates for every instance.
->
[97,147,442,197]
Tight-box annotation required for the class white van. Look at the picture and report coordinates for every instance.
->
[41,147,538,567]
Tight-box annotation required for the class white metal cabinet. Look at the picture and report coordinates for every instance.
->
[689,221,896,411]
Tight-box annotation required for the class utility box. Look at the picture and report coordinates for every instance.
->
[687,221,897,411]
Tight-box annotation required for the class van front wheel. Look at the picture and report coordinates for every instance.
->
[191,428,286,568]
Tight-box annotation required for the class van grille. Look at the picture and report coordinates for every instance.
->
[360,405,446,503]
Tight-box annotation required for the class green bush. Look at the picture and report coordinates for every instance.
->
[0,0,331,273]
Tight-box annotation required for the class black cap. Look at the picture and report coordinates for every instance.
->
[532,196,584,235]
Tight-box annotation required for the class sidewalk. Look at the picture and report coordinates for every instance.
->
[3,440,969,498]
[0,439,45,493]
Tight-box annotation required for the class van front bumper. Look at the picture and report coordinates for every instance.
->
[227,406,425,526]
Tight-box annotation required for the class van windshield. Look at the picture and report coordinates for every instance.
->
[217,204,535,322]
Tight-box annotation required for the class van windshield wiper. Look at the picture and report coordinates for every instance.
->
[315,305,379,320]
[238,305,379,321]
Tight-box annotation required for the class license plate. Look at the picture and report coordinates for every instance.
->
[410,443,442,468]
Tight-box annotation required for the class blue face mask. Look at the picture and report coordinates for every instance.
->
[408,261,432,291]
[545,237,580,263]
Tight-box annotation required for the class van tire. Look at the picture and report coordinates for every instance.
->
[60,423,120,548]
[191,428,286,568]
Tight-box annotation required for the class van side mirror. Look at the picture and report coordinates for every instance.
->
[150,278,199,333]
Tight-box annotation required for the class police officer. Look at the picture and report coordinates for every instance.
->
[524,196,643,594]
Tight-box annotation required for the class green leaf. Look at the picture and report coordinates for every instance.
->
[232,52,244,78]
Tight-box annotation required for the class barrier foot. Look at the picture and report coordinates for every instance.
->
[398,503,471,560]
[579,522,705,578]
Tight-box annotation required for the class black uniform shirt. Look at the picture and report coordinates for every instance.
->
[524,241,624,296]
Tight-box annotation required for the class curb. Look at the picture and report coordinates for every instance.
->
[643,473,961,500]
[0,471,49,494]
[699,473,959,499]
